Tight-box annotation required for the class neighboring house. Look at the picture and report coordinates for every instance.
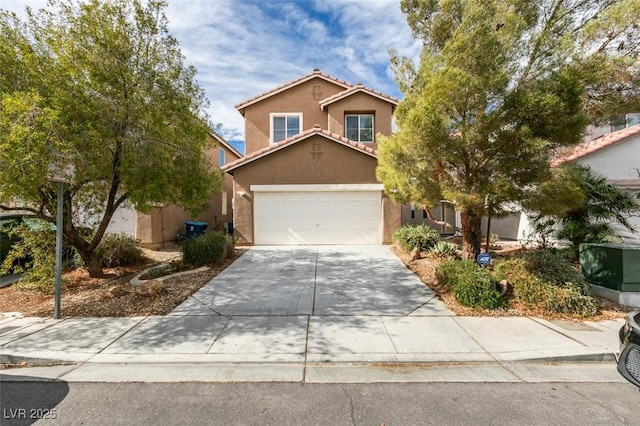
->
[107,131,242,247]
[582,113,640,143]
[403,120,640,244]
[222,69,402,245]
[553,123,640,242]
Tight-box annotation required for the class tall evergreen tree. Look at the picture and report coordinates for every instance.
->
[378,0,640,259]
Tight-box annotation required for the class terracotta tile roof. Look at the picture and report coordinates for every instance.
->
[552,124,640,166]
[209,130,242,159]
[221,125,377,172]
[319,83,399,109]
[235,69,353,113]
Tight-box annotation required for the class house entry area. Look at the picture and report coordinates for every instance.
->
[252,185,382,245]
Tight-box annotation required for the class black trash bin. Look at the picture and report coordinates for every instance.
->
[185,221,208,238]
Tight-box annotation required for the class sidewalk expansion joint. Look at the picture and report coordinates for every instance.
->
[190,295,224,316]
[451,316,527,382]
[206,316,233,353]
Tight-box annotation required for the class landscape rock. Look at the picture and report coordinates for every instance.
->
[99,284,125,300]
[135,279,163,297]
[410,247,421,261]
[497,279,512,295]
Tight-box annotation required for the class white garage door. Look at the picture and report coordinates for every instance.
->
[253,189,382,245]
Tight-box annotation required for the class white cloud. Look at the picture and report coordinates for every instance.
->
[2,0,421,145]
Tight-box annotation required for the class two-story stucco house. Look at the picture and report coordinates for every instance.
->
[222,69,402,245]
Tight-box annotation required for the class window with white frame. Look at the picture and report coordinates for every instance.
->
[270,113,302,143]
[218,149,225,167]
[345,114,374,143]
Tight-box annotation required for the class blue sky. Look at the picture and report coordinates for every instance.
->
[3,0,421,154]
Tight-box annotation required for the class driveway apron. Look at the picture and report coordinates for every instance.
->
[172,245,443,317]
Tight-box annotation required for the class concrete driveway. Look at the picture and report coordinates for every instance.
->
[170,245,451,317]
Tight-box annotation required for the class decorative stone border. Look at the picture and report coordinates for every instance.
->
[130,263,210,286]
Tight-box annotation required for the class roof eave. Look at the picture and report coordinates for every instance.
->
[319,87,400,110]
[209,131,242,159]
[221,129,377,173]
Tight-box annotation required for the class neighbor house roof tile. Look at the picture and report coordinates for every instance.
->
[221,125,377,172]
[552,124,640,166]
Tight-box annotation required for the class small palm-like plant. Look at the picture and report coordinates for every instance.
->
[558,166,639,249]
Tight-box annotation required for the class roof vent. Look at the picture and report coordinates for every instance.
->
[313,124,321,129]
[313,68,320,73]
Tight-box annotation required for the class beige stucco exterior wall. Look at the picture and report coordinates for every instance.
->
[136,142,239,247]
[574,134,640,181]
[326,92,395,149]
[242,78,347,155]
[382,196,402,244]
[229,135,400,244]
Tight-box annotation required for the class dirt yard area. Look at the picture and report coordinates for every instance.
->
[0,246,247,317]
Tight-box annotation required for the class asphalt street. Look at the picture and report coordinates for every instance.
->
[1,379,639,426]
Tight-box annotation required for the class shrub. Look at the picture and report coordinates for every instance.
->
[393,224,440,252]
[0,224,59,293]
[494,251,590,294]
[94,233,143,268]
[429,241,458,259]
[181,231,234,267]
[546,286,597,317]
[436,260,504,309]
[493,250,596,316]
[493,257,546,305]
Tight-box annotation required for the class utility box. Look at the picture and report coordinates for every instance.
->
[579,243,640,292]
[185,221,208,238]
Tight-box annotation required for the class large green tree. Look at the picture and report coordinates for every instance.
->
[378,0,640,259]
[0,0,223,276]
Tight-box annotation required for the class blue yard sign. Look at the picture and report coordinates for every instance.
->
[477,253,492,267]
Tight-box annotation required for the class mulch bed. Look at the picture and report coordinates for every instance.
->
[0,248,247,317]
[390,244,630,321]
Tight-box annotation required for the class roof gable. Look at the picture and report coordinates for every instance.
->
[221,125,377,172]
[553,124,640,166]
[319,83,399,110]
[235,69,352,114]
[209,130,242,159]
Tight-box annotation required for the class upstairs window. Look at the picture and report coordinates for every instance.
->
[271,113,302,143]
[218,149,225,167]
[345,114,374,143]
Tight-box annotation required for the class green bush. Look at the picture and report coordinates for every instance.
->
[95,233,143,267]
[393,224,440,252]
[0,224,59,293]
[493,250,596,317]
[429,241,458,259]
[436,260,504,309]
[546,286,597,317]
[493,257,546,305]
[181,231,234,267]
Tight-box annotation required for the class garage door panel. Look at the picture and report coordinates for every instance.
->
[254,191,381,245]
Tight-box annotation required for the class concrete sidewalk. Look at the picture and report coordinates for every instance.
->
[0,246,626,383]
